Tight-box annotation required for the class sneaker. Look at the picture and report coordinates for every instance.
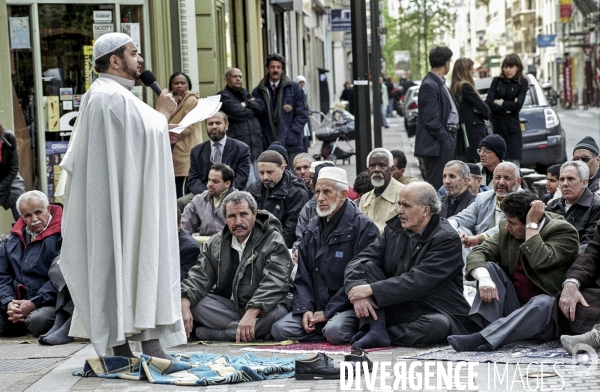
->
[295,352,346,380]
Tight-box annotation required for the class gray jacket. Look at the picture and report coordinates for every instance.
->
[448,189,505,238]
[181,210,293,316]
[181,188,235,236]
[292,198,317,251]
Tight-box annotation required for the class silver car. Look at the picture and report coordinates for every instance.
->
[403,85,419,137]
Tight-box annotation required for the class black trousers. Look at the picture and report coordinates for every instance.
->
[359,261,452,347]
[423,131,457,190]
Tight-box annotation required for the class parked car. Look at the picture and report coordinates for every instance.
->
[403,85,419,137]
[475,74,567,171]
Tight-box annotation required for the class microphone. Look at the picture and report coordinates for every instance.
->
[140,70,163,96]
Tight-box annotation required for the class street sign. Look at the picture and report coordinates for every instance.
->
[556,57,563,65]
[331,9,352,32]
[537,34,556,48]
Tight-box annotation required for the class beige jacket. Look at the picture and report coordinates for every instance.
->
[170,91,202,177]
[359,177,404,233]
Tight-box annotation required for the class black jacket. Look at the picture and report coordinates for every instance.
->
[186,137,251,195]
[485,76,529,161]
[415,72,459,157]
[344,214,473,335]
[454,84,491,162]
[293,201,379,318]
[252,74,309,152]
[0,131,20,209]
[546,188,600,253]
[178,229,200,281]
[218,86,265,161]
[247,170,310,248]
[440,189,477,219]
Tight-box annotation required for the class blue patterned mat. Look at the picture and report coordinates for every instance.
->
[405,340,599,366]
[73,352,298,386]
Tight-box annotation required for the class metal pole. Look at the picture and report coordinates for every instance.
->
[370,0,382,147]
[351,0,372,173]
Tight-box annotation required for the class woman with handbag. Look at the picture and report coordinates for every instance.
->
[484,54,529,167]
[450,58,491,163]
[0,123,24,221]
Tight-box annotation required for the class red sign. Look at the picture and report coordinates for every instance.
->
[563,57,573,105]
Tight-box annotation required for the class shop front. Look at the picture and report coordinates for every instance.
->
[5,0,150,200]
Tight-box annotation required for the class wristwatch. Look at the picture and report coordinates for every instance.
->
[525,222,539,230]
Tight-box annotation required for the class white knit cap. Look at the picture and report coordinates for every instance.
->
[93,33,133,60]
[309,160,335,174]
[317,167,348,185]
[295,75,306,83]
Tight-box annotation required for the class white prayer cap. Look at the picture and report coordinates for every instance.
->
[295,75,306,83]
[317,167,348,185]
[93,33,134,60]
[309,160,335,174]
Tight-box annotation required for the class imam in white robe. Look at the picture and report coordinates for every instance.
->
[59,74,185,356]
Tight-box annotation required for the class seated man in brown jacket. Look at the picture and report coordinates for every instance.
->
[556,219,600,354]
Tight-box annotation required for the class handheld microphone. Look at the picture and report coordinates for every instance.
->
[140,70,163,96]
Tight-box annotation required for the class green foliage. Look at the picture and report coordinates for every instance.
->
[382,0,454,81]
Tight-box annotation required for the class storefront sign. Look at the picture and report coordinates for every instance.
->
[537,35,556,48]
[93,10,112,23]
[9,17,31,49]
[331,9,351,32]
[46,141,69,202]
[59,87,73,101]
[559,0,572,23]
[93,23,114,39]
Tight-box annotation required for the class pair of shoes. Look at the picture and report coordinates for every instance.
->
[295,352,346,380]
[344,348,373,372]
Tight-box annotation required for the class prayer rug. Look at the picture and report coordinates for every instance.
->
[73,352,297,386]
[404,340,600,366]
[241,341,396,355]
[195,339,297,346]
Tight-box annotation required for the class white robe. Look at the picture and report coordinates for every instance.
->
[59,74,185,356]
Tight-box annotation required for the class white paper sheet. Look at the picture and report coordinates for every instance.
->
[169,95,222,134]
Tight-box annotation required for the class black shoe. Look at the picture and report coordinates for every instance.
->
[295,352,346,380]
[344,348,373,372]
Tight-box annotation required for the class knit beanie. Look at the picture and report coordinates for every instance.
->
[478,134,507,160]
[573,136,599,156]
[267,141,289,164]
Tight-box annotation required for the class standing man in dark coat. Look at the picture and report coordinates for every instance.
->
[440,160,476,218]
[271,168,379,344]
[345,182,476,349]
[177,111,251,211]
[247,151,310,248]
[556,220,600,353]
[218,68,265,185]
[252,53,309,164]
[415,46,459,190]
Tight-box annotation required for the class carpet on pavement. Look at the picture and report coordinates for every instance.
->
[240,341,396,355]
[73,352,298,386]
[404,340,599,366]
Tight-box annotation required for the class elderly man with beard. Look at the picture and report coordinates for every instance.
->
[448,192,579,351]
[359,148,405,233]
[440,160,476,218]
[0,191,62,338]
[448,162,523,249]
[181,191,292,342]
[345,182,476,349]
[271,168,379,344]
[247,151,309,248]
[546,161,600,253]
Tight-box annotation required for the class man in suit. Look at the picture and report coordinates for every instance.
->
[252,53,309,164]
[177,111,250,211]
[415,46,459,190]
[440,160,476,219]
[448,192,579,351]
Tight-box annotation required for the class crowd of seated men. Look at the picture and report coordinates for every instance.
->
[2,119,598,358]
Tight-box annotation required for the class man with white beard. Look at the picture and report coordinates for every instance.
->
[271,167,379,344]
[358,148,405,233]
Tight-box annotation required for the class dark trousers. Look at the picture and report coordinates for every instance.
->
[175,176,187,199]
[423,131,456,190]
[470,262,557,349]
[0,306,55,337]
[360,261,452,346]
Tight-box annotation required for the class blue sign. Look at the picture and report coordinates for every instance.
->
[331,9,351,32]
[556,57,563,65]
[537,34,556,48]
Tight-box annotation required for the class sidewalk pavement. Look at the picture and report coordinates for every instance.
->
[1,117,598,391]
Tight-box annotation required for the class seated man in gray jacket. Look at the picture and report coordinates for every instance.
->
[181,163,236,236]
[180,191,293,342]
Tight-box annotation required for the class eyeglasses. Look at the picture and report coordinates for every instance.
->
[573,156,592,163]
[477,148,493,155]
